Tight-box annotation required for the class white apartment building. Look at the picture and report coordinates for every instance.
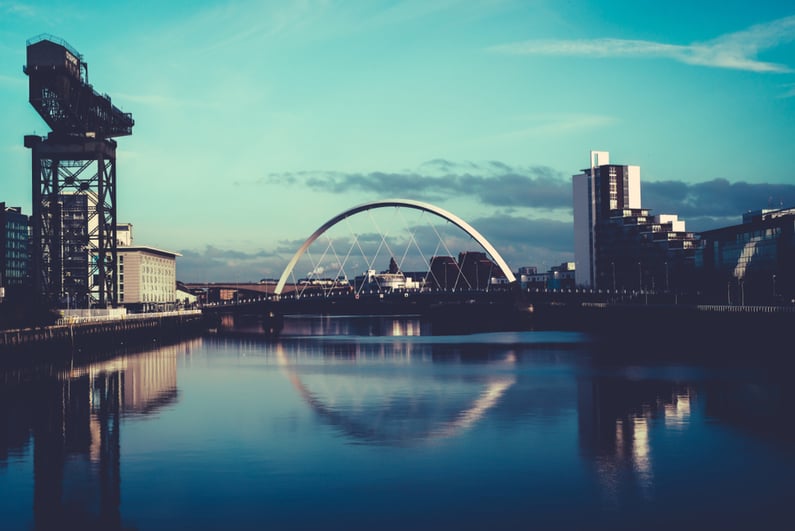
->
[117,246,180,311]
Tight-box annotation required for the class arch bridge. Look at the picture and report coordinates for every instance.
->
[276,198,516,298]
[202,199,529,328]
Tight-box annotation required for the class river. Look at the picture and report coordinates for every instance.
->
[1,315,792,530]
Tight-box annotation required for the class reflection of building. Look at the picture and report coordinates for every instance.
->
[577,376,694,500]
[121,350,179,414]
[695,207,795,304]
[0,343,184,529]
[32,370,123,530]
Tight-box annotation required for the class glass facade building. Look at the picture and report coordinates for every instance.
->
[696,208,795,305]
[0,203,31,291]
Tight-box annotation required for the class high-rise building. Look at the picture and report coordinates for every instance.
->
[0,203,31,293]
[572,151,697,292]
[60,192,94,305]
[572,151,641,288]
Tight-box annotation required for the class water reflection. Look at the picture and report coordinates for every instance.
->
[1,318,793,530]
[272,341,517,446]
[226,313,432,337]
[0,340,196,530]
[578,376,696,506]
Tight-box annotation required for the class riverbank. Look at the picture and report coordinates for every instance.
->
[530,301,795,361]
[0,310,209,364]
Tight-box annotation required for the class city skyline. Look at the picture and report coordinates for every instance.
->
[2,1,794,282]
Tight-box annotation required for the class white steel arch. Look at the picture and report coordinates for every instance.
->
[274,198,516,296]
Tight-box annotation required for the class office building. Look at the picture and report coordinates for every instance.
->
[428,253,505,291]
[518,263,576,291]
[117,246,180,311]
[114,223,180,311]
[696,207,795,304]
[573,151,640,288]
[573,151,697,291]
[0,203,31,295]
[60,193,95,305]
[116,223,133,246]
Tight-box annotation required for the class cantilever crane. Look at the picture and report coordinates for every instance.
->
[25,34,134,139]
[24,34,134,308]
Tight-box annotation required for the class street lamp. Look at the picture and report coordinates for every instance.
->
[611,261,616,292]
[773,274,777,302]
[740,278,745,306]
[638,262,642,292]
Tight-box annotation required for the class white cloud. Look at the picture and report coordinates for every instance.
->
[0,1,35,17]
[780,83,795,98]
[0,74,25,87]
[498,113,619,139]
[490,15,795,73]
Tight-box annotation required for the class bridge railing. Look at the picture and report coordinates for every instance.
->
[695,304,795,313]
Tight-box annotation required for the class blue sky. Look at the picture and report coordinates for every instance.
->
[1,0,794,282]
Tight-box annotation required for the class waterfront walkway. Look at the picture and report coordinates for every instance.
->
[0,310,205,359]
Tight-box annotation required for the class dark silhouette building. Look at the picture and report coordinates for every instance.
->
[0,203,30,296]
[573,151,697,293]
[429,256,459,290]
[428,252,504,291]
[695,207,795,305]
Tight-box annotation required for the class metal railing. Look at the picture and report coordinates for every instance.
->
[56,309,202,326]
[695,305,795,313]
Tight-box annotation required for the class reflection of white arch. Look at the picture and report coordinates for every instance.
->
[275,198,517,296]
[274,343,516,446]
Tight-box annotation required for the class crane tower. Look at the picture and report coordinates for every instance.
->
[24,34,134,308]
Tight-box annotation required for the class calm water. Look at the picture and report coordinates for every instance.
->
[1,316,793,530]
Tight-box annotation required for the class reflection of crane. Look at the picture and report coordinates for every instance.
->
[24,34,134,307]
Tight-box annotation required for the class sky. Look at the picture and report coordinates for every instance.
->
[1,0,794,282]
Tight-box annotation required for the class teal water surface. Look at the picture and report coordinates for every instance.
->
[1,316,792,530]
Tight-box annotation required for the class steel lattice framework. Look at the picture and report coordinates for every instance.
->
[24,35,133,307]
